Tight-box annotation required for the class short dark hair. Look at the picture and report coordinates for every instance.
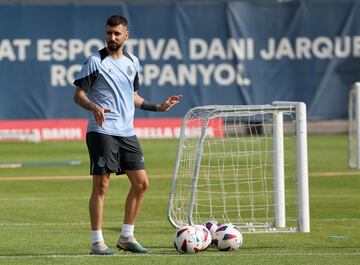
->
[106,15,128,27]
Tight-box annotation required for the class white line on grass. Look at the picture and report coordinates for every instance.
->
[0,194,356,203]
[0,252,359,259]
[0,220,169,226]
[310,194,359,198]
[0,174,172,181]
[312,218,360,221]
[0,196,89,201]
[0,171,359,181]
[0,195,168,201]
[0,219,358,227]
[1,218,359,227]
[0,176,94,181]
[310,172,360,177]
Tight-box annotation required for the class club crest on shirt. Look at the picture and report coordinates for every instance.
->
[127,66,133,76]
[97,157,105,168]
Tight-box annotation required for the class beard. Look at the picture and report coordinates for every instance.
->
[107,40,122,51]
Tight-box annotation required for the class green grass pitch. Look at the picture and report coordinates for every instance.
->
[0,135,359,265]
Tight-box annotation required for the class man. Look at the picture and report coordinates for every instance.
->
[73,15,182,255]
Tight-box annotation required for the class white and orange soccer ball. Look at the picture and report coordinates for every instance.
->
[194,224,212,251]
[214,224,243,251]
[203,220,221,247]
[173,225,202,254]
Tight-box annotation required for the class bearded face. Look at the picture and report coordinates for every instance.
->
[107,40,122,51]
[105,24,129,52]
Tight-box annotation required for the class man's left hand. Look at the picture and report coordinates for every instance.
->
[159,95,182,112]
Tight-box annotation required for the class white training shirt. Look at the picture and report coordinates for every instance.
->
[74,48,140,137]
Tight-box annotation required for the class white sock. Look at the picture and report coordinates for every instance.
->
[121,224,134,238]
[92,230,104,244]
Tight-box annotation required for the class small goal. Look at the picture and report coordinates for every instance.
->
[349,83,360,169]
[167,102,310,233]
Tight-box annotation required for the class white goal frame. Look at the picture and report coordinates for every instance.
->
[349,82,360,169]
[167,102,310,233]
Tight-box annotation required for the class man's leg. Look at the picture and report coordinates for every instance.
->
[117,169,149,253]
[123,169,148,224]
[89,173,114,255]
[89,173,110,230]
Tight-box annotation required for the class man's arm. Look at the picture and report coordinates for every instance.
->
[74,87,110,126]
[134,91,182,112]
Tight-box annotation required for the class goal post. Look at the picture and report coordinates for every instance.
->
[272,111,285,228]
[349,82,360,169]
[167,102,310,233]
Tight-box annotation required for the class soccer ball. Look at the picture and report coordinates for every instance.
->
[173,225,202,254]
[194,225,212,250]
[214,224,243,251]
[203,220,221,246]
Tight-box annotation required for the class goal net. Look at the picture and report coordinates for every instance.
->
[167,102,309,233]
[349,83,360,169]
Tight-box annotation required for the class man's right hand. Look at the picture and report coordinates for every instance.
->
[74,87,111,126]
[93,104,111,126]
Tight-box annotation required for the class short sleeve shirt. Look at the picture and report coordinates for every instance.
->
[74,48,140,137]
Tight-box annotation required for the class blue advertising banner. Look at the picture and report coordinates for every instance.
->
[1,1,360,120]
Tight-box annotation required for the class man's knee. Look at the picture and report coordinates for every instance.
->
[92,175,110,196]
[97,182,109,195]
[133,178,149,193]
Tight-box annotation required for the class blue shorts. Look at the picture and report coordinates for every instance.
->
[86,132,145,175]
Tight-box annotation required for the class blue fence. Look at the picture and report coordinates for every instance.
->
[1,1,360,120]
